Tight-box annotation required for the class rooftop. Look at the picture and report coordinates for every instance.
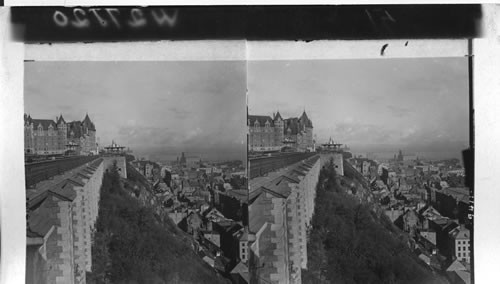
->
[440,187,470,204]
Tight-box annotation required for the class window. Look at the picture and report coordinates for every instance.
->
[458,252,461,257]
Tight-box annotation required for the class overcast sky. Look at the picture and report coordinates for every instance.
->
[248,58,469,159]
[25,61,246,161]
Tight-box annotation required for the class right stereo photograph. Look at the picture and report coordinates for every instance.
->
[247,56,471,284]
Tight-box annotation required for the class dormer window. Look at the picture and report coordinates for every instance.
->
[254,121,259,128]
[38,125,43,136]
[265,121,270,128]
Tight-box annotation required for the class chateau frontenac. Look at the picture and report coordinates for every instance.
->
[248,111,314,152]
[24,113,98,155]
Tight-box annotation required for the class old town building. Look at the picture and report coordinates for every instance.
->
[248,110,314,152]
[24,113,97,155]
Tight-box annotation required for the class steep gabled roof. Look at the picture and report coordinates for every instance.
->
[82,113,96,131]
[230,261,249,282]
[449,225,470,240]
[273,111,283,121]
[57,114,66,125]
[446,259,467,271]
[299,111,313,128]
[248,115,274,127]
[32,119,57,131]
[24,113,33,125]
[28,201,56,237]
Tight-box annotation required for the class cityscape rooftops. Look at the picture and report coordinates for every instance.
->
[230,261,249,282]
[440,187,470,204]
[220,189,248,204]
[446,259,467,272]
[449,225,470,240]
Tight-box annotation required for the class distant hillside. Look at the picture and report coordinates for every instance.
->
[302,161,447,284]
[87,164,229,284]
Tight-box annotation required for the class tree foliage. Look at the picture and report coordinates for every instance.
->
[87,165,228,284]
[303,161,445,284]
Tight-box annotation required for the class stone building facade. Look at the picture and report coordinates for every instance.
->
[26,156,123,284]
[24,113,97,155]
[248,111,314,152]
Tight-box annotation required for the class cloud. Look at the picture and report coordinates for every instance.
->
[117,126,174,146]
[167,107,191,119]
[387,105,413,118]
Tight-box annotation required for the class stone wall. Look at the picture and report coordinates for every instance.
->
[55,200,75,284]
[249,155,321,284]
[26,158,105,284]
[269,197,288,284]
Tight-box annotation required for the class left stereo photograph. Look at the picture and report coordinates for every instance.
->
[24,60,248,284]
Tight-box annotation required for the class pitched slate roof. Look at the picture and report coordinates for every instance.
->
[441,187,470,204]
[446,259,467,271]
[29,200,57,237]
[454,270,471,284]
[449,225,470,240]
[248,115,274,127]
[230,261,249,282]
[273,111,283,121]
[32,119,57,130]
[82,113,96,131]
[57,114,66,125]
[222,189,248,203]
[299,111,313,128]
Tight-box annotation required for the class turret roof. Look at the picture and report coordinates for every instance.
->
[57,114,66,124]
[299,110,313,128]
[82,113,96,131]
[273,111,283,121]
